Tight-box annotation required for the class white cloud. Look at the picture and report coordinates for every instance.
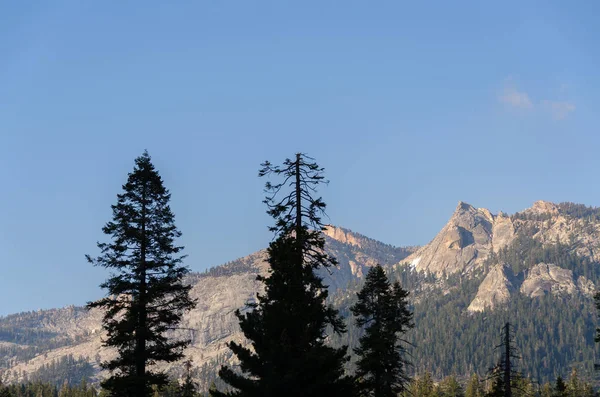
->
[542,100,576,120]
[499,84,533,109]
[497,78,576,120]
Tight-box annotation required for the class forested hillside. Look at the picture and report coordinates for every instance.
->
[2,201,600,392]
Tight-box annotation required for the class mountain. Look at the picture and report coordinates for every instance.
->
[2,202,600,390]
[403,201,516,276]
[0,226,414,389]
[386,200,600,383]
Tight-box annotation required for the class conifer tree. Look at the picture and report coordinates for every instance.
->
[553,376,567,397]
[87,151,196,397]
[486,323,520,397]
[212,153,353,397]
[540,382,552,397]
[350,264,413,396]
[405,372,438,397]
[181,360,198,397]
[564,368,593,397]
[465,374,484,397]
[439,376,465,397]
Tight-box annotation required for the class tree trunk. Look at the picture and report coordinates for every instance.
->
[137,184,148,396]
[504,323,511,397]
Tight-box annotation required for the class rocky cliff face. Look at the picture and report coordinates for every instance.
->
[402,200,600,313]
[467,264,516,312]
[403,202,515,276]
[520,263,577,298]
[514,200,600,259]
[467,262,595,313]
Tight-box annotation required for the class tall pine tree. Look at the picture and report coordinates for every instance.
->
[350,265,413,397]
[212,153,354,396]
[486,323,520,397]
[87,151,196,397]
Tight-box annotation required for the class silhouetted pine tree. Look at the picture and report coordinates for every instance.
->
[212,153,354,397]
[486,323,521,397]
[350,264,413,397]
[87,151,196,397]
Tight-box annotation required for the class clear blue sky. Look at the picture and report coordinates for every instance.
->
[1,1,599,315]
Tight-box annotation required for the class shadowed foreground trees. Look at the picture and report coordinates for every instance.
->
[351,264,413,397]
[212,153,354,396]
[87,152,196,397]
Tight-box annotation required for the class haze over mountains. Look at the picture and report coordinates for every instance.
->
[2,200,600,390]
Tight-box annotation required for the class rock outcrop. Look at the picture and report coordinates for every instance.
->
[520,263,576,298]
[403,202,515,276]
[468,261,596,313]
[467,264,516,312]
[515,200,600,260]
[323,226,365,248]
[520,263,595,298]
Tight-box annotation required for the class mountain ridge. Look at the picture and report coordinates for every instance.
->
[2,200,600,388]
[0,225,413,387]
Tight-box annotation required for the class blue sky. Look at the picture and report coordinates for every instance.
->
[1,1,599,315]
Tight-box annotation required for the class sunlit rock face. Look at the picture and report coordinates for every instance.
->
[467,263,516,312]
[520,263,595,298]
[403,202,515,276]
[520,263,576,298]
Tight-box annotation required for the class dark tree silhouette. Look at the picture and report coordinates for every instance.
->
[87,151,196,397]
[212,153,354,397]
[486,323,521,397]
[350,265,413,397]
[595,292,600,371]
[553,376,567,397]
[181,359,198,397]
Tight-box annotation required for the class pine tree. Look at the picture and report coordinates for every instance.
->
[486,367,505,397]
[406,372,439,397]
[595,291,600,371]
[181,359,198,397]
[465,374,484,397]
[212,153,354,396]
[540,382,552,397]
[350,264,413,396]
[486,323,521,397]
[564,368,594,397]
[510,376,534,397]
[439,376,465,397]
[87,151,196,397]
[553,376,567,397]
